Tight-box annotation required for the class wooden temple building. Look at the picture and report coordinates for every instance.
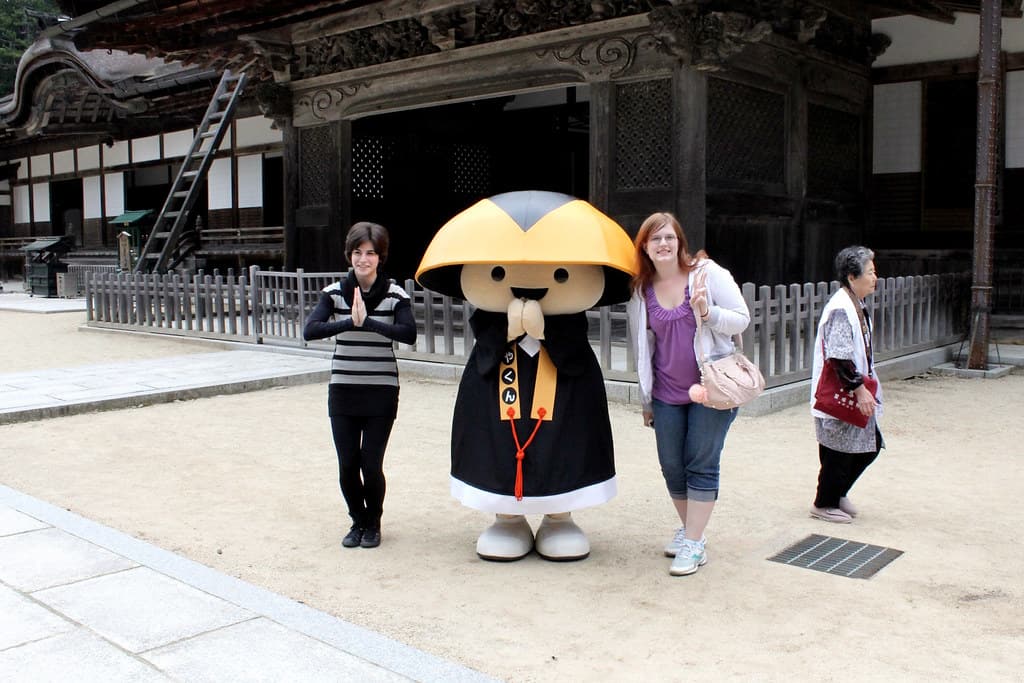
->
[1,0,1023,304]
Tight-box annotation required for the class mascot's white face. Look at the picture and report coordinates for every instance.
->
[460,263,604,315]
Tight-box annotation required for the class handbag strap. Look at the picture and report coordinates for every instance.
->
[843,287,874,376]
[693,265,742,365]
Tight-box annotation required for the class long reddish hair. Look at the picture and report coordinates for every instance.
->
[630,212,706,293]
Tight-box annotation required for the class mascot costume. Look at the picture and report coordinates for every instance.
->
[416,191,635,561]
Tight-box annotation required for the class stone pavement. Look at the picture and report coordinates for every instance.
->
[0,348,330,426]
[0,290,496,682]
[0,485,494,682]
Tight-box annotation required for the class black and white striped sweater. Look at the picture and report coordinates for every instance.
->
[303,272,416,416]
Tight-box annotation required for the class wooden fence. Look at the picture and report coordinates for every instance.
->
[85,266,969,387]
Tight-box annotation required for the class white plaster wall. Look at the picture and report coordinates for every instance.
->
[77,146,100,171]
[1007,71,1024,168]
[873,13,1024,68]
[873,82,922,174]
[106,141,129,167]
[30,154,51,177]
[235,116,282,147]
[208,158,233,210]
[53,150,75,175]
[83,176,103,219]
[14,185,30,222]
[237,155,263,208]
[163,129,194,158]
[32,183,50,221]
[199,127,232,154]
[16,158,28,180]
[104,172,125,217]
[132,135,161,163]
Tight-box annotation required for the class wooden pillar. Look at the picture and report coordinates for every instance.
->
[676,68,707,251]
[282,120,299,270]
[335,118,353,268]
[588,81,612,213]
[787,72,809,282]
[968,0,1002,369]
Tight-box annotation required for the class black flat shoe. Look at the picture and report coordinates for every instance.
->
[342,526,363,548]
[360,529,381,548]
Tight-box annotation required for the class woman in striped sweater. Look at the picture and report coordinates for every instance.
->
[303,222,416,549]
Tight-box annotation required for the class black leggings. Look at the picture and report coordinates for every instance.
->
[814,431,881,509]
[330,414,395,530]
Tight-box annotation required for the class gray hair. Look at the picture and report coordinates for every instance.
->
[834,246,874,287]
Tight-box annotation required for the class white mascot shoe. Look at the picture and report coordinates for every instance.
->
[534,512,590,561]
[476,514,535,561]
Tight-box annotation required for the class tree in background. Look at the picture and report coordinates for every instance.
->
[1,0,62,96]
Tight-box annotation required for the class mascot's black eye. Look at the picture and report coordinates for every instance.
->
[491,266,506,282]
[554,268,569,283]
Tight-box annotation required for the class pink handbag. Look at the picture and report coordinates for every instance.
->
[694,269,765,410]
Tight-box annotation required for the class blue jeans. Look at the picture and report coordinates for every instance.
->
[651,398,738,501]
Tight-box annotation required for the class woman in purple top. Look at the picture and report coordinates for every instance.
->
[626,213,751,576]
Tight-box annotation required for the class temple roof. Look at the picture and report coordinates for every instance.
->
[45,1,1021,76]
[0,33,221,151]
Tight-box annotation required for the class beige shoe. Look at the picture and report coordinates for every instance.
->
[838,497,859,517]
[809,506,852,523]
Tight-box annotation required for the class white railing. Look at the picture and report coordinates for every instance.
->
[84,266,969,386]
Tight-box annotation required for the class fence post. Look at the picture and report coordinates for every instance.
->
[599,306,612,371]
[296,268,306,346]
[84,272,95,321]
[250,265,262,343]
[741,283,755,359]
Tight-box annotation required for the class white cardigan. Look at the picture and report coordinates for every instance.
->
[627,258,750,411]
[810,287,884,420]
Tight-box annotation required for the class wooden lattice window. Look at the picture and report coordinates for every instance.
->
[808,105,861,198]
[299,125,332,206]
[353,136,389,200]
[450,143,490,196]
[615,79,673,191]
[707,77,785,187]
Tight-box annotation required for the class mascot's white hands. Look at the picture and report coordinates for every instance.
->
[507,298,526,341]
[522,299,545,340]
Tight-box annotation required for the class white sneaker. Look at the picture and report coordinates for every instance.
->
[664,527,707,557]
[669,538,707,576]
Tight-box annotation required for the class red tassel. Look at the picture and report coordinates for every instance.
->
[508,407,546,501]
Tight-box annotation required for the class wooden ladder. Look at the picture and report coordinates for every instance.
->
[134,69,248,273]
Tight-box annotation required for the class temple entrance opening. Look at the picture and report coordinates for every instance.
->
[350,86,591,282]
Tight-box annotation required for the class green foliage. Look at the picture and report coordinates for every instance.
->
[0,0,62,96]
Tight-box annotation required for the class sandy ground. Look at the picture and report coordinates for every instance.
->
[1,308,1022,681]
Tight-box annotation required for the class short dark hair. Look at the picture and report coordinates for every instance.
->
[834,246,874,287]
[345,221,389,265]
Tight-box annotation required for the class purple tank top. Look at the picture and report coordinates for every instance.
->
[646,284,701,405]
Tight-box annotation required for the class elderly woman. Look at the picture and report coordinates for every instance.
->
[809,246,884,523]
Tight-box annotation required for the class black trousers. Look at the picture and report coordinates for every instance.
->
[330,414,395,530]
[814,430,881,509]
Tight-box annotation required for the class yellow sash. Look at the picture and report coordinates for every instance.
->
[497,342,556,421]
[497,341,557,500]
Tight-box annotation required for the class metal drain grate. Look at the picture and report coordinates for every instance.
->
[768,534,903,579]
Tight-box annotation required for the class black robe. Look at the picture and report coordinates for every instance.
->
[450,309,617,514]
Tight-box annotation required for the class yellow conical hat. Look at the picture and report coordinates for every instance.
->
[416,191,635,306]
